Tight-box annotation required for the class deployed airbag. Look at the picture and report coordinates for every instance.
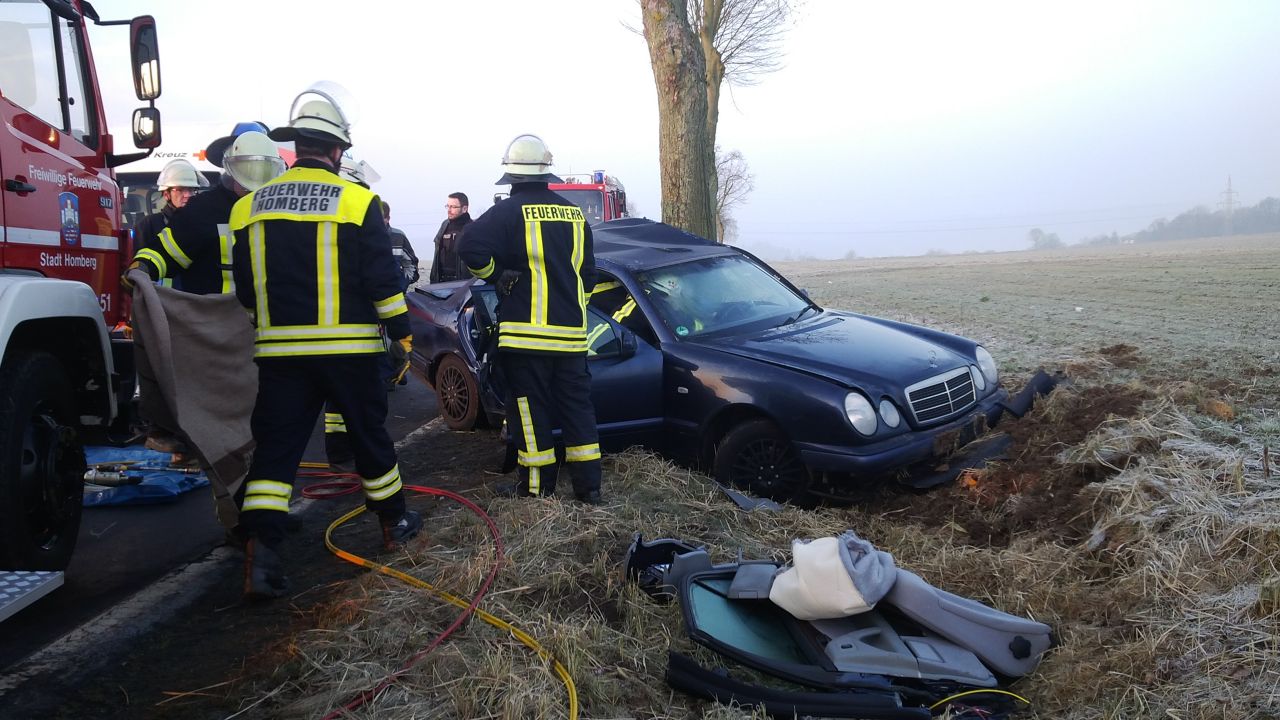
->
[770,531,897,620]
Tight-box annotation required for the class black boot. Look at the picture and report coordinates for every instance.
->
[244,539,289,600]
[575,490,603,505]
[381,510,423,551]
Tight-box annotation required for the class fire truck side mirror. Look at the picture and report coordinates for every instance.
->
[132,107,161,149]
[129,16,161,101]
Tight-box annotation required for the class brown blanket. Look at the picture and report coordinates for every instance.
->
[129,271,256,530]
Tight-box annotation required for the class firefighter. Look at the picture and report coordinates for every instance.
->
[230,88,421,598]
[122,129,287,534]
[128,158,205,454]
[128,129,285,295]
[459,134,602,504]
[141,159,207,288]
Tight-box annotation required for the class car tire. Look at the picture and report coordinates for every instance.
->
[435,353,480,430]
[0,351,87,570]
[713,418,812,503]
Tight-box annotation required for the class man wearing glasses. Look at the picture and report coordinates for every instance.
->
[428,192,472,283]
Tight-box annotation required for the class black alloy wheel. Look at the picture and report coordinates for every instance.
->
[713,418,811,503]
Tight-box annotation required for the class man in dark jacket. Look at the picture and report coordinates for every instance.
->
[428,192,471,282]
[459,135,601,504]
[383,200,420,290]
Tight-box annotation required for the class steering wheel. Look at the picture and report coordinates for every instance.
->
[712,300,753,324]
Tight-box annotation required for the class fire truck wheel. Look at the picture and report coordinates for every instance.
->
[0,351,87,571]
[435,354,480,430]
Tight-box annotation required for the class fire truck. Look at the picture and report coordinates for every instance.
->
[1,0,163,614]
[548,170,628,223]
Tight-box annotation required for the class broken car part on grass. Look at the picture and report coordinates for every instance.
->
[623,532,1049,719]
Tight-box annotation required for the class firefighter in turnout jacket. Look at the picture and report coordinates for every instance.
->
[230,87,422,598]
[129,129,284,295]
[138,159,206,289]
[459,134,602,504]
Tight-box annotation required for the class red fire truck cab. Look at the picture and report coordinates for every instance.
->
[1,0,163,586]
[549,171,628,224]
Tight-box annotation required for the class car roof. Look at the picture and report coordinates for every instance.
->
[593,218,736,270]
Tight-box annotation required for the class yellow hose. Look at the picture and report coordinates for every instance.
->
[323,504,579,719]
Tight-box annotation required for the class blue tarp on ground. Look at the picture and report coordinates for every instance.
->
[83,446,210,507]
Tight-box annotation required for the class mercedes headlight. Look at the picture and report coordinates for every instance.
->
[975,345,998,388]
[878,398,902,428]
[844,392,878,435]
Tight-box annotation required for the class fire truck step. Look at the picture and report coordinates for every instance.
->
[0,571,64,623]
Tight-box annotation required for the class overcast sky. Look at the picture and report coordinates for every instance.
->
[92,0,1280,259]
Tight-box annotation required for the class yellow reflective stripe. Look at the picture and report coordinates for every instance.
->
[516,397,540,463]
[362,465,401,491]
[586,322,610,351]
[528,465,541,496]
[499,335,588,352]
[518,448,557,466]
[499,321,587,337]
[159,278,174,288]
[612,298,636,323]
[593,280,620,294]
[242,479,292,512]
[572,219,585,310]
[218,223,234,293]
[256,324,380,341]
[526,220,549,325]
[468,258,495,279]
[250,223,270,327]
[317,222,338,325]
[158,226,193,269]
[324,412,347,433]
[565,443,601,462]
[325,412,344,422]
[362,465,402,500]
[374,293,408,319]
[135,248,168,278]
[254,339,385,357]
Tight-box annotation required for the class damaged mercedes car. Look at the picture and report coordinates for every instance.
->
[407,218,1012,502]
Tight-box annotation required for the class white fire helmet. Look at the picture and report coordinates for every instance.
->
[339,156,381,187]
[269,82,356,150]
[157,159,207,190]
[496,133,562,185]
[222,131,286,192]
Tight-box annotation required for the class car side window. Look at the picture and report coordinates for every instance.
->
[586,308,620,357]
[589,273,657,346]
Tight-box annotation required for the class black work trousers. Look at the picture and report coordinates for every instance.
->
[238,355,405,547]
[500,352,601,497]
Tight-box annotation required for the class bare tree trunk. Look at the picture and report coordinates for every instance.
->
[641,0,717,241]
[701,0,725,241]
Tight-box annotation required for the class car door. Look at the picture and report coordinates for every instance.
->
[585,306,663,446]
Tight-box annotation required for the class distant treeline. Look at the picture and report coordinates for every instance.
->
[1079,197,1280,245]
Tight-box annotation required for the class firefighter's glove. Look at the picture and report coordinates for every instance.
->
[120,260,148,291]
[389,335,413,384]
[496,269,521,297]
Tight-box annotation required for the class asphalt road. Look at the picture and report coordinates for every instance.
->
[0,378,437,674]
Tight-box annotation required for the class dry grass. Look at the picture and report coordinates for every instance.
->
[228,236,1280,719]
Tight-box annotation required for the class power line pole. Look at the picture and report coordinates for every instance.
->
[1219,175,1238,236]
